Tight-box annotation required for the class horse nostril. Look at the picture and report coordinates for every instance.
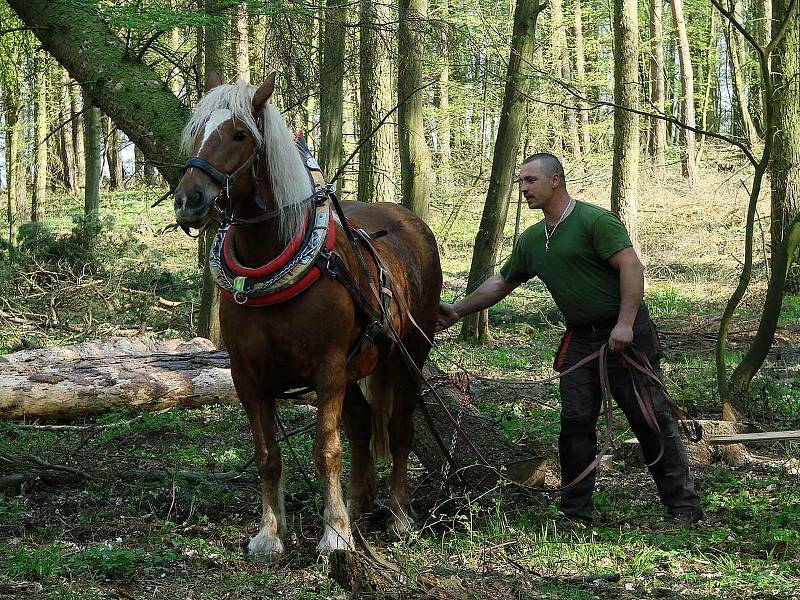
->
[174,190,187,210]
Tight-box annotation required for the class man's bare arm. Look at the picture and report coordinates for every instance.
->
[606,247,645,351]
[436,274,519,331]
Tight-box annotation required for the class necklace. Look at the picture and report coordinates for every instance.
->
[544,198,574,251]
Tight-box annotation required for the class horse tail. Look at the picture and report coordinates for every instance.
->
[358,363,393,462]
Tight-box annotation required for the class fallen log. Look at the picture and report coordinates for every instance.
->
[0,344,236,421]
[1,338,546,495]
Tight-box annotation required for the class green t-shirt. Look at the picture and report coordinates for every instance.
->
[499,201,632,327]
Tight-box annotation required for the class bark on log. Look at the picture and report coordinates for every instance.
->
[412,368,547,492]
[0,338,234,421]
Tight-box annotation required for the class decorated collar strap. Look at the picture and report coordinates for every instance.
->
[209,198,335,305]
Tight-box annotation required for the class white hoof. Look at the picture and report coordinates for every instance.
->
[247,530,285,562]
[317,524,353,555]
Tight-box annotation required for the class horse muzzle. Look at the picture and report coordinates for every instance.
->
[173,183,218,228]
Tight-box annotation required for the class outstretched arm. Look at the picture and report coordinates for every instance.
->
[606,246,645,352]
[436,274,519,331]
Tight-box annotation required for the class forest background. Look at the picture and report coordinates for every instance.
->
[0,0,799,598]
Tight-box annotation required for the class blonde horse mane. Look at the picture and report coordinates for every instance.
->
[181,82,312,244]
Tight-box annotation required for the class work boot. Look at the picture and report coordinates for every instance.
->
[653,509,704,530]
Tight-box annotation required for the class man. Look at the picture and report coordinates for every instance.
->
[437,153,703,527]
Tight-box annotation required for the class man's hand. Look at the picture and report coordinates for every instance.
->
[436,302,460,332]
[608,322,633,353]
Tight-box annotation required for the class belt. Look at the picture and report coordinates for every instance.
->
[567,317,618,336]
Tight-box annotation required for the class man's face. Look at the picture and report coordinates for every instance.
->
[519,160,558,209]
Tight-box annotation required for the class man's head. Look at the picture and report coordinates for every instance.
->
[519,153,566,210]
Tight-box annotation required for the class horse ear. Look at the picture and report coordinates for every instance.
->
[205,70,222,92]
[252,72,277,114]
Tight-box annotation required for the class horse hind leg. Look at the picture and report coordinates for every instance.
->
[241,395,286,562]
[343,382,376,523]
[387,360,421,537]
[314,372,354,555]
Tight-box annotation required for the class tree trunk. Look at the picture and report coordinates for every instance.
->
[3,55,26,243]
[33,51,49,222]
[57,69,77,192]
[716,0,798,418]
[550,0,579,162]
[725,0,760,148]
[318,0,347,181]
[438,1,452,167]
[698,8,718,160]
[83,90,101,220]
[769,0,799,292]
[194,0,227,349]
[70,83,86,191]
[610,0,640,255]
[8,0,190,189]
[398,0,434,220]
[461,0,544,341]
[105,117,125,190]
[234,1,250,83]
[574,0,591,156]
[0,343,235,421]
[357,0,397,204]
[649,0,667,166]
[670,0,698,186]
[751,0,773,136]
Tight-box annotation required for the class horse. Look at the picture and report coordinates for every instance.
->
[173,71,442,560]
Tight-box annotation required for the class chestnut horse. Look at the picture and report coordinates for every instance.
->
[173,72,441,560]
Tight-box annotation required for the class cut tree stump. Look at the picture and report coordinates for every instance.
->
[616,419,758,467]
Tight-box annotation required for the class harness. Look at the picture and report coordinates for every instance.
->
[183,137,393,359]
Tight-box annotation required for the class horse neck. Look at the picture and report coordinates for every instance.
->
[229,164,287,268]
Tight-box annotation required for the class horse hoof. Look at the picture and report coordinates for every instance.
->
[317,526,354,555]
[247,531,285,563]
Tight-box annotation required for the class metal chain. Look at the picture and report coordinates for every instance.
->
[439,375,472,491]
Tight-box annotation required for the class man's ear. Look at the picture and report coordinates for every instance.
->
[252,72,277,114]
[205,69,222,92]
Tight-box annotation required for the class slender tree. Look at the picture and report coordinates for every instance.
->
[234,1,250,83]
[70,82,86,190]
[461,0,545,341]
[649,0,667,166]
[3,64,26,242]
[197,0,226,349]
[83,90,101,220]
[105,116,125,190]
[574,0,590,156]
[725,0,760,147]
[357,0,397,204]
[398,0,434,220]
[671,0,699,186]
[33,50,49,222]
[318,0,347,181]
[610,0,640,254]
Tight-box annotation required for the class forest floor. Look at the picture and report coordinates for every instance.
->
[1,157,799,599]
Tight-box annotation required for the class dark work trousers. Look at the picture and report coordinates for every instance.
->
[555,304,701,521]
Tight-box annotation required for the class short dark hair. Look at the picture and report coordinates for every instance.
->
[522,153,565,184]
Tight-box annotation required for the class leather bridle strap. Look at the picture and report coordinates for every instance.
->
[184,152,257,201]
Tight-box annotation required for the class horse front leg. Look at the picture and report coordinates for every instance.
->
[240,395,286,562]
[314,368,354,554]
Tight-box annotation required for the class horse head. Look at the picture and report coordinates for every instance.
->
[173,71,275,229]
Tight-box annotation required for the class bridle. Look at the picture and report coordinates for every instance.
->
[178,137,324,235]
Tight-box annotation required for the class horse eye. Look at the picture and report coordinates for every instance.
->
[233,131,247,141]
